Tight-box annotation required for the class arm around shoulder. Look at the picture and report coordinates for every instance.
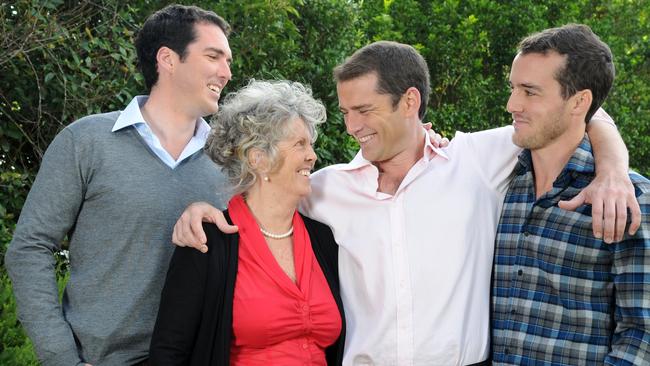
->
[565,109,641,243]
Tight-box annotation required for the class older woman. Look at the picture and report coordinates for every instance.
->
[149,80,344,365]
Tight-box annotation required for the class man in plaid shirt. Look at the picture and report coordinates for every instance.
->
[492,24,650,365]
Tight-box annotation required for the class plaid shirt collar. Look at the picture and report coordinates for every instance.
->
[515,134,595,191]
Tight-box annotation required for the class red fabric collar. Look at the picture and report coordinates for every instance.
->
[228,194,313,294]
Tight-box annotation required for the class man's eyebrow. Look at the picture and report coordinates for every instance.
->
[510,80,543,92]
[204,47,232,62]
[350,103,373,111]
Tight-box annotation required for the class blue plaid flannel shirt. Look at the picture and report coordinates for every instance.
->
[492,136,650,365]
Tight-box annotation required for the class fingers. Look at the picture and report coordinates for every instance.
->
[426,131,443,148]
[558,192,584,212]
[211,213,239,234]
[203,205,238,234]
[613,196,628,242]
[172,211,207,253]
[190,217,209,253]
[422,122,432,130]
[628,198,642,236]
[433,133,442,147]
[590,199,605,241]
[600,195,616,244]
[600,182,639,243]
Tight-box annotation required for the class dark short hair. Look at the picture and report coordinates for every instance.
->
[518,23,615,122]
[333,41,431,120]
[135,4,230,91]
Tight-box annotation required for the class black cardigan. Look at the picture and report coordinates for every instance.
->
[149,211,345,365]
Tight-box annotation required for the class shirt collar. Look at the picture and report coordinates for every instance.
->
[515,134,595,176]
[337,127,449,172]
[112,95,148,132]
[112,95,211,138]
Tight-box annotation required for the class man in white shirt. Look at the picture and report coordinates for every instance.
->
[173,41,638,365]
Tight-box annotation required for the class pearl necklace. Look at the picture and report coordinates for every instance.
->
[260,226,294,239]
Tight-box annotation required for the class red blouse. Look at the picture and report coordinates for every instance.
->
[228,195,342,365]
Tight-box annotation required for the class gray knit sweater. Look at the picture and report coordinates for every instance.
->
[5,111,226,365]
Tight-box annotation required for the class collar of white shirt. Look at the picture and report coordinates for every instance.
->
[111,95,211,169]
[329,129,449,197]
[336,128,449,172]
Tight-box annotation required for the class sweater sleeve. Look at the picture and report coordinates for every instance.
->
[4,128,85,365]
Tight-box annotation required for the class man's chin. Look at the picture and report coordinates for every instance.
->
[360,149,378,162]
[202,104,220,117]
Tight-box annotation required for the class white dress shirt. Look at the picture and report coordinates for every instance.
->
[301,126,520,365]
[112,96,211,169]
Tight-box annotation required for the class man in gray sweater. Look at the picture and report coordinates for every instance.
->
[4,5,231,365]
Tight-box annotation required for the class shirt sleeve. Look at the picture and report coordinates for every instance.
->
[606,186,650,364]
[4,128,85,365]
[459,125,521,194]
[591,107,616,127]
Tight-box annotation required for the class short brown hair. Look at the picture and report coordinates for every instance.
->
[519,24,615,122]
[333,41,431,120]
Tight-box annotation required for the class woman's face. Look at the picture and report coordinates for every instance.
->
[266,118,317,199]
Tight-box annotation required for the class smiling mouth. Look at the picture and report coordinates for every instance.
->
[357,134,375,143]
[207,84,221,94]
[298,169,311,177]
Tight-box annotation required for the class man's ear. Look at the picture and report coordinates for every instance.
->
[403,87,422,118]
[156,46,177,75]
[572,89,593,116]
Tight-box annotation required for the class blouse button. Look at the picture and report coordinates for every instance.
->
[302,343,309,349]
[302,304,309,312]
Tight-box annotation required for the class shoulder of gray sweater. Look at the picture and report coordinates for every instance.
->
[59,111,123,149]
[65,110,121,134]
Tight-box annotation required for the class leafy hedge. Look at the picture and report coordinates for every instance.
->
[1,0,648,362]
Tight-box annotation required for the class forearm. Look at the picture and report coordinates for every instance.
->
[5,234,81,365]
[587,108,628,175]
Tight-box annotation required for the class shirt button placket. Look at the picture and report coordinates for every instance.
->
[391,194,413,365]
[299,302,311,333]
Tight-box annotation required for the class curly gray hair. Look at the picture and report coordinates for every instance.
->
[206,80,326,195]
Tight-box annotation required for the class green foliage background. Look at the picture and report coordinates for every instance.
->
[1,0,648,363]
